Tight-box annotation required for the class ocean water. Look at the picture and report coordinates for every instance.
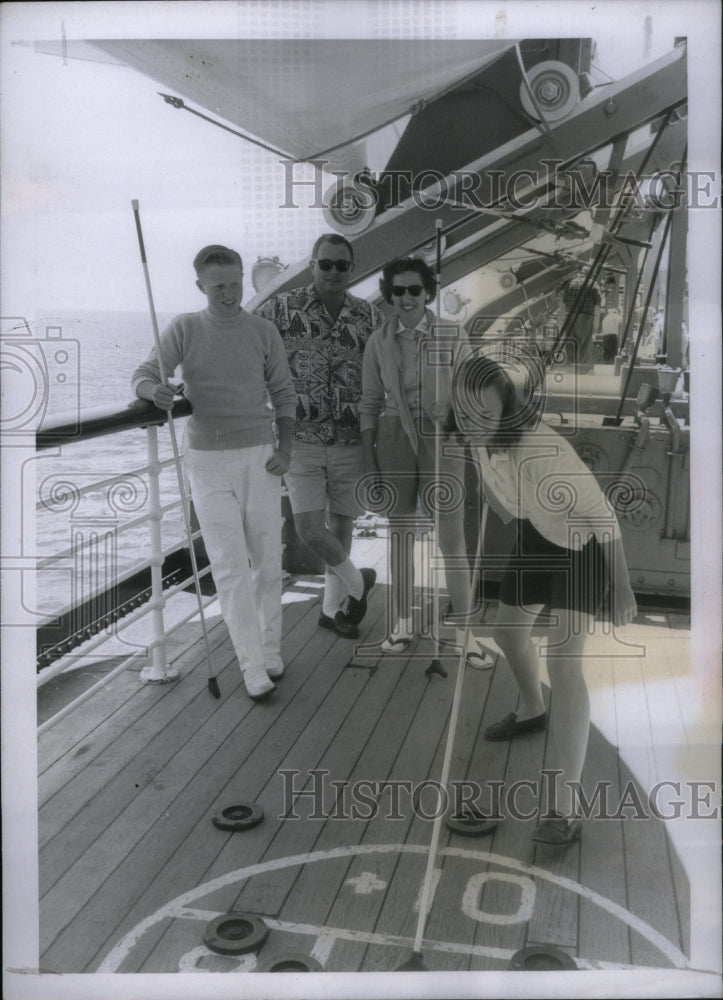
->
[31,309,188,616]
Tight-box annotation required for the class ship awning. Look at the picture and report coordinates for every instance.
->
[33,39,514,161]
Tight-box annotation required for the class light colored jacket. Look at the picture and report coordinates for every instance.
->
[359,310,456,453]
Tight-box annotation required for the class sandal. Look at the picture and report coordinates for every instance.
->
[465,639,494,670]
[531,813,582,846]
[452,630,495,670]
[381,635,412,653]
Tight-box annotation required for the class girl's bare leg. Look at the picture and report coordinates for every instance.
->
[542,608,593,816]
[492,600,547,720]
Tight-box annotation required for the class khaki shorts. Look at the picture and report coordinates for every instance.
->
[284,441,364,517]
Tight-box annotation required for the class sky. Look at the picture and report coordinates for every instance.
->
[1,0,719,317]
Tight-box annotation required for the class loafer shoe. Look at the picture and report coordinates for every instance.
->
[483,711,547,741]
[532,813,582,846]
[243,665,276,700]
[344,568,376,626]
[319,612,359,639]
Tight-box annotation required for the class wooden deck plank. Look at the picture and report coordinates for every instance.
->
[462,654,550,970]
[578,656,632,967]
[358,663,502,972]
[613,641,688,967]
[38,632,240,855]
[612,654,660,793]
[350,647,542,972]
[39,642,261,963]
[298,656,451,973]
[644,655,690,786]
[36,549,694,976]
[402,662,519,974]
[38,658,171,777]
[105,605,381,972]
[221,557,395,919]
[322,642,463,971]
[39,589,325,871]
[667,837,691,961]
[38,591,315,800]
[495,644,579,953]
[101,578,390,972]
[39,656,245,896]
[35,595,253,760]
[458,658,523,975]
[207,615,390,919]
[238,644,417,918]
[246,635,438,974]
[621,756,687,968]
[134,668,377,972]
[362,687,544,974]
[526,843,581,952]
[40,587,357,970]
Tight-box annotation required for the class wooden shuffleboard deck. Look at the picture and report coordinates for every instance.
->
[38,534,695,976]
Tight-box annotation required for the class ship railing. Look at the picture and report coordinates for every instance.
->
[35,398,218,732]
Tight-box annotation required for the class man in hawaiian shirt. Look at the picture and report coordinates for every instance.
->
[257,234,383,638]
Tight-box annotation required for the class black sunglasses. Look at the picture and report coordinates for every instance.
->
[312,258,353,273]
[391,284,425,297]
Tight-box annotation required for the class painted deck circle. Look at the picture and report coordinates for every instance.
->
[97,843,689,973]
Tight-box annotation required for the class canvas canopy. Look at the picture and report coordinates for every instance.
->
[35,38,513,160]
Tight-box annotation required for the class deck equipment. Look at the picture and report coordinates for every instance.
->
[211,803,265,832]
[131,199,221,698]
[257,953,324,972]
[509,945,578,971]
[445,803,498,836]
[203,913,270,955]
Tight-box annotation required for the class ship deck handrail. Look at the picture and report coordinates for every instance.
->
[36,563,218,700]
[37,455,180,514]
[38,490,196,569]
[35,397,193,450]
[34,396,214,697]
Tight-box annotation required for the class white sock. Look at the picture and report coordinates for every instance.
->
[323,570,346,617]
[330,557,364,600]
[393,616,413,637]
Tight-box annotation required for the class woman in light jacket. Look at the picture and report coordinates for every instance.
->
[359,257,488,665]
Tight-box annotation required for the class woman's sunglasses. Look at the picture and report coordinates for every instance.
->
[391,284,425,297]
[312,258,353,272]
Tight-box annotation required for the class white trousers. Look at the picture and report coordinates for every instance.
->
[184,445,282,675]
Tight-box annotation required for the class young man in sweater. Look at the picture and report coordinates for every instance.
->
[132,245,297,699]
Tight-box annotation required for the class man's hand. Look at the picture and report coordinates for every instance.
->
[266,448,291,476]
[150,384,176,410]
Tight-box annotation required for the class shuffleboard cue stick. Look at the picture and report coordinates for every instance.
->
[131,199,220,698]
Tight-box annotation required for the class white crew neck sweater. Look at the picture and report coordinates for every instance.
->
[131,307,297,451]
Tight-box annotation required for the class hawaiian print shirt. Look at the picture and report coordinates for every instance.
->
[257,285,383,445]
